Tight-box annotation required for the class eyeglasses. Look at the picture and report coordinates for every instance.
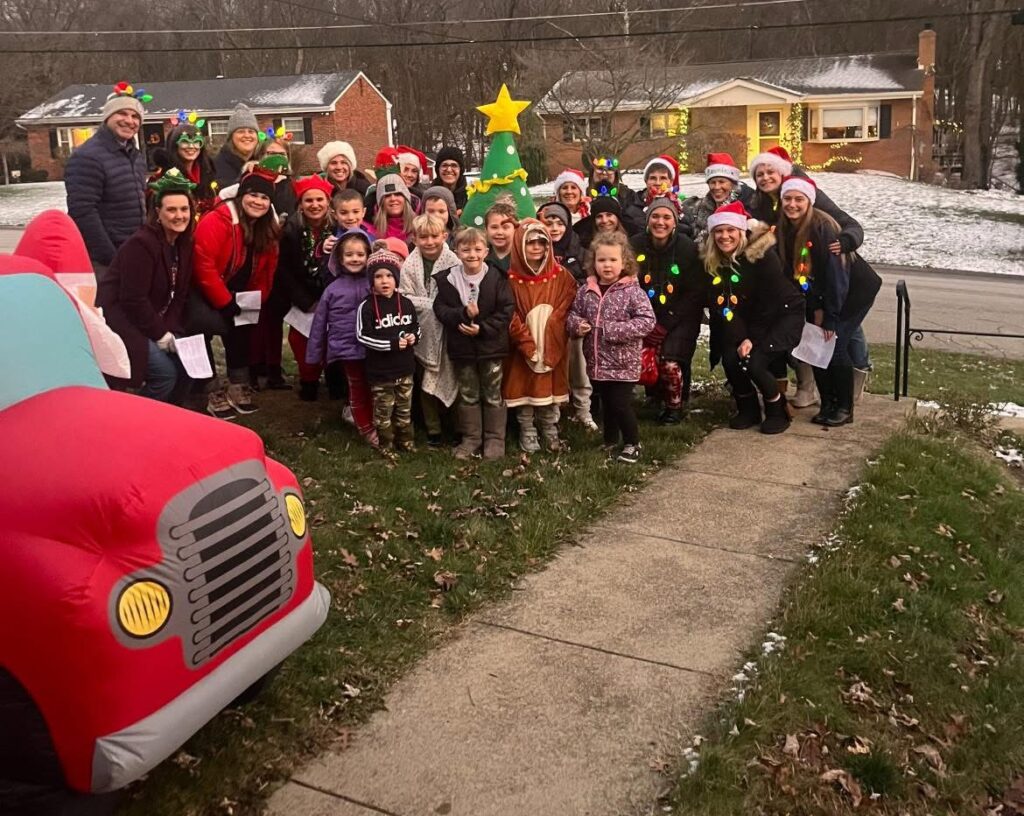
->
[439,161,460,170]
[177,134,204,147]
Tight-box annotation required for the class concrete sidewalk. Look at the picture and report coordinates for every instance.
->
[268,395,911,816]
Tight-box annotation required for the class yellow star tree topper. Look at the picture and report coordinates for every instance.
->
[477,84,531,136]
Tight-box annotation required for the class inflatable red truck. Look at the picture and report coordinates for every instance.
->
[0,213,330,809]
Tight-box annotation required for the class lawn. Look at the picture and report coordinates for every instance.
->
[664,423,1024,814]
[866,344,1024,404]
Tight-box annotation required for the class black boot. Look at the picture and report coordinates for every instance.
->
[325,363,347,400]
[811,367,834,425]
[657,407,682,425]
[728,393,762,430]
[761,393,790,434]
[265,365,291,390]
[299,381,320,402]
[823,365,854,426]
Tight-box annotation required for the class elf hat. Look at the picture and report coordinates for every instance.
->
[101,82,149,122]
[780,175,816,205]
[366,248,403,287]
[373,147,403,178]
[553,168,587,197]
[148,167,197,203]
[705,153,741,183]
[750,146,794,179]
[707,200,751,232]
[643,155,680,188]
[293,175,335,201]
[317,141,357,172]
[376,173,412,205]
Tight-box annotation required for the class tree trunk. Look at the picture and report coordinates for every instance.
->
[962,0,1010,189]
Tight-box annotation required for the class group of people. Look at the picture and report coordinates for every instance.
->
[64,84,879,464]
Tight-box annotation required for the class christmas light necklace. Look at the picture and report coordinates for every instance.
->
[794,241,813,291]
[710,262,741,322]
[636,252,680,305]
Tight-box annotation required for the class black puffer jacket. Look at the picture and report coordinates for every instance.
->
[779,216,848,330]
[277,217,333,312]
[433,265,515,363]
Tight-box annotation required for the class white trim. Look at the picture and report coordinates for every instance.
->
[910,94,918,180]
[328,70,392,110]
[805,103,881,144]
[686,77,799,106]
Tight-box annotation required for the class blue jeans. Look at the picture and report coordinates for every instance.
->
[848,325,871,370]
[831,304,874,368]
[139,340,185,403]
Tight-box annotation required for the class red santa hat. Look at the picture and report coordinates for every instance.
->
[553,168,587,196]
[643,154,680,188]
[706,200,751,232]
[749,146,794,179]
[292,175,335,200]
[396,145,430,178]
[704,152,740,183]
[780,174,817,205]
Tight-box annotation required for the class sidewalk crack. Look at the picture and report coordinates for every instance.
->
[288,779,405,816]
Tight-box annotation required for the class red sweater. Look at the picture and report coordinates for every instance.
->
[192,200,279,308]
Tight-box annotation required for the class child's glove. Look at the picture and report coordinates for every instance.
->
[643,323,667,349]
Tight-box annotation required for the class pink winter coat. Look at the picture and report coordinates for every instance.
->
[567,275,656,382]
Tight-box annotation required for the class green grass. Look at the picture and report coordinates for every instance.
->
[665,428,1024,815]
[867,344,1024,403]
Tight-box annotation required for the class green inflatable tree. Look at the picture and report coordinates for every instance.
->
[461,84,537,228]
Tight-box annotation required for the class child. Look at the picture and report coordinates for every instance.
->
[306,227,378,445]
[568,233,656,463]
[332,187,377,240]
[433,227,515,459]
[399,214,461,446]
[420,186,461,237]
[503,219,578,453]
[484,197,518,276]
[373,174,416,245]
[356,248,420,451]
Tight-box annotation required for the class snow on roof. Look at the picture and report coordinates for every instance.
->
[17,72,377,124]
[538,52,922,113]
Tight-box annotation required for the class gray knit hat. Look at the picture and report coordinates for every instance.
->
[226,103,259,136]
[375,173,411,205]
[646,196,680,226]
[421,186,460,227]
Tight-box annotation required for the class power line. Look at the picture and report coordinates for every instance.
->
[0,8,1010,54]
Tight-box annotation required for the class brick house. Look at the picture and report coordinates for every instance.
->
[537,28,936,181]
[16,71,393,182]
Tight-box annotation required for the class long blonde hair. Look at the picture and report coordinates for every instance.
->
[374,198,416,238]
[702,228,749,276]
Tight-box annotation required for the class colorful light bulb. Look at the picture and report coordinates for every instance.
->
[659,294,667,305]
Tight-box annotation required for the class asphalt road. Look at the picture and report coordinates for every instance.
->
[2,226,1022,358]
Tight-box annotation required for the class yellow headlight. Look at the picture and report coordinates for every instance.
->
[117,581,171,638]
[285,493,306,538]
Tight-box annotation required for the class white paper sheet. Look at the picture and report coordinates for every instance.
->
[174,334,213,379]
[791,321,837,369]
[284,306,315,338]
[234,290,262,326]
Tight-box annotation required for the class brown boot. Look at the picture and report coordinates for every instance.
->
[776,378,794,418]
[481,404,507,459]
[454,403,482,459]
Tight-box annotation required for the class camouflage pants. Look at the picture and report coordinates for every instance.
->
[456,360,504,407]
[370,375,414,449]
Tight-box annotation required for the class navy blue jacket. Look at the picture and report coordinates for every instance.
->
[64,126,147,266]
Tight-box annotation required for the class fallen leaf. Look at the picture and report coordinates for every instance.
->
[845,736,872,755]
[433,570,459,591]
[424,547,444,562]
[935,523,955,538]
[782,734,800,757]
[1003,776,1024,814]
[820,768,863,807]
[339,549,359,568]
[888,556,902,568]
[913,744,946,776]
[918,781,939,800]
[892,597,907,613]
[987,589,1005,605]
[341,683,360,698]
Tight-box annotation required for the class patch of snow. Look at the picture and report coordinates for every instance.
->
[249,75,337,107]
[20,93,95,120]
[796,57,903,92]
[762,632,786,655]
[994,446,1022,468]
[916,399,1024,418]
[0,182,67,226]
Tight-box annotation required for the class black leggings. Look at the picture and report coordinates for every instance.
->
[722,346,787,400]
[593,380,640,446]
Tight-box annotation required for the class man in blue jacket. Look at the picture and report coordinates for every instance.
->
[64,88,149,270]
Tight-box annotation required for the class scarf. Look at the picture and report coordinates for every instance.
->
[450,265,484,307]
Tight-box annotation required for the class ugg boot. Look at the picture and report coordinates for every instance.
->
[299,381,319,402]
[791,362,820,408]
[761,394,791,435]
[728,393,762,430]
[517,407,540,453]
[811,367,835,425]
[454,403,483,459]
[823,365,854,427]
[481,404,507,459]
[852,367,869,404]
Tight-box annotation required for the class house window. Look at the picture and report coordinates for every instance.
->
[207,120,229,149]
[562,116,606,143]
[53,126,97,157]
[640,113,677,139]
[809,105,880,142]
[280,117,307,144]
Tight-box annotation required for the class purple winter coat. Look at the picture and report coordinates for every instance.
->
[567,276,656,382]
[306,271,370,365]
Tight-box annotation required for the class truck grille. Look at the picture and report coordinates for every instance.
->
[169,476,294,666]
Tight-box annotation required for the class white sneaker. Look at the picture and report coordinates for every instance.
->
[341,404,355,425]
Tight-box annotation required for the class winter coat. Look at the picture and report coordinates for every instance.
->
[486,249,511,277]
[64,126,147,266]
[433,265,515,363]
[192,199,280,309]
[356,291,420,382]
[213,144,249,189]
[680,183,754,244]
[552,229,585,284]
[306,271,370,365]
[432,145,469,211]
[277,217,332,312]
[706,224,804,356]
[629,230,704,363]
[567,276,656,382]
[779,216,847,330]
[96,223,193,387]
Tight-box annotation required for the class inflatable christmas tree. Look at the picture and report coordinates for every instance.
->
[461,84,536,228]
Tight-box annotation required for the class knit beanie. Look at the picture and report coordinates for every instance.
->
[750,146,794,179]
[705,152,741,183]
[590,195,622,218]
[646,197,680,226]
[226,103,258,137]
[101,93,145,122]
[237,168,276,199]
[537,201,572,228]
[317,140,357,172]
[706,200,750,232]
[421,186,458,218]
[375,173,412,205]
[780,175,817,205]
[434,145,465,175]
[366,248,403,287]
[383,237,410,260]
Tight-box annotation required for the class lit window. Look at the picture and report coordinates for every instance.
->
[809,105,880,142]
[641,113,677,139]
[55,127,97,157]
[281,117,306,144]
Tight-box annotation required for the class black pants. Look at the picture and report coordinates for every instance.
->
[593,380,639,446]
[722,346,787,400]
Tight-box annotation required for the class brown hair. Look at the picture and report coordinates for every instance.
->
[585,231,638,279]
[332,187,364,208]
[148,191,195,235]
[237,198,281,253]
[484,199,518,226]
[454,226,487,249]
[777,205,840,278]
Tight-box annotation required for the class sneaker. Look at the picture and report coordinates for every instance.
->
[341,404,355,426]
[573,413,600,432]
[206,389,236,420]
[617,444,641,464]
[226,383,258,414]
[519,428,541,453]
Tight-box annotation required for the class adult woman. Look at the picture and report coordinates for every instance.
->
[252,135,297,220]
[431,145,468,213]
[680,153,752,244]
[552,169,589,224]
[192,167,282,418]
[373,174,416,244]
[150,114,217,215]
[702,201,804,434]
[278,175,338,400]
[213,103,260,188]
[574,194,629,250]
[776,176,879,427]
[97,169,195,403]
[317,140,371,197]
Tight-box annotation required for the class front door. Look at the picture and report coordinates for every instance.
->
[757,110,782,153]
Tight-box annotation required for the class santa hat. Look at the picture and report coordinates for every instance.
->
[643,155,680,189]
[705,153,740,183]
[780,175,817,205]
[750,146,794,179]
[706,200,751,232]
[396,145,430,179]
[317,141,357,172]
[553,168,586,197]
[292,175,335,200]
[237,167,277,200]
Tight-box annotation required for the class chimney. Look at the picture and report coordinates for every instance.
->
[918,24,936,73]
